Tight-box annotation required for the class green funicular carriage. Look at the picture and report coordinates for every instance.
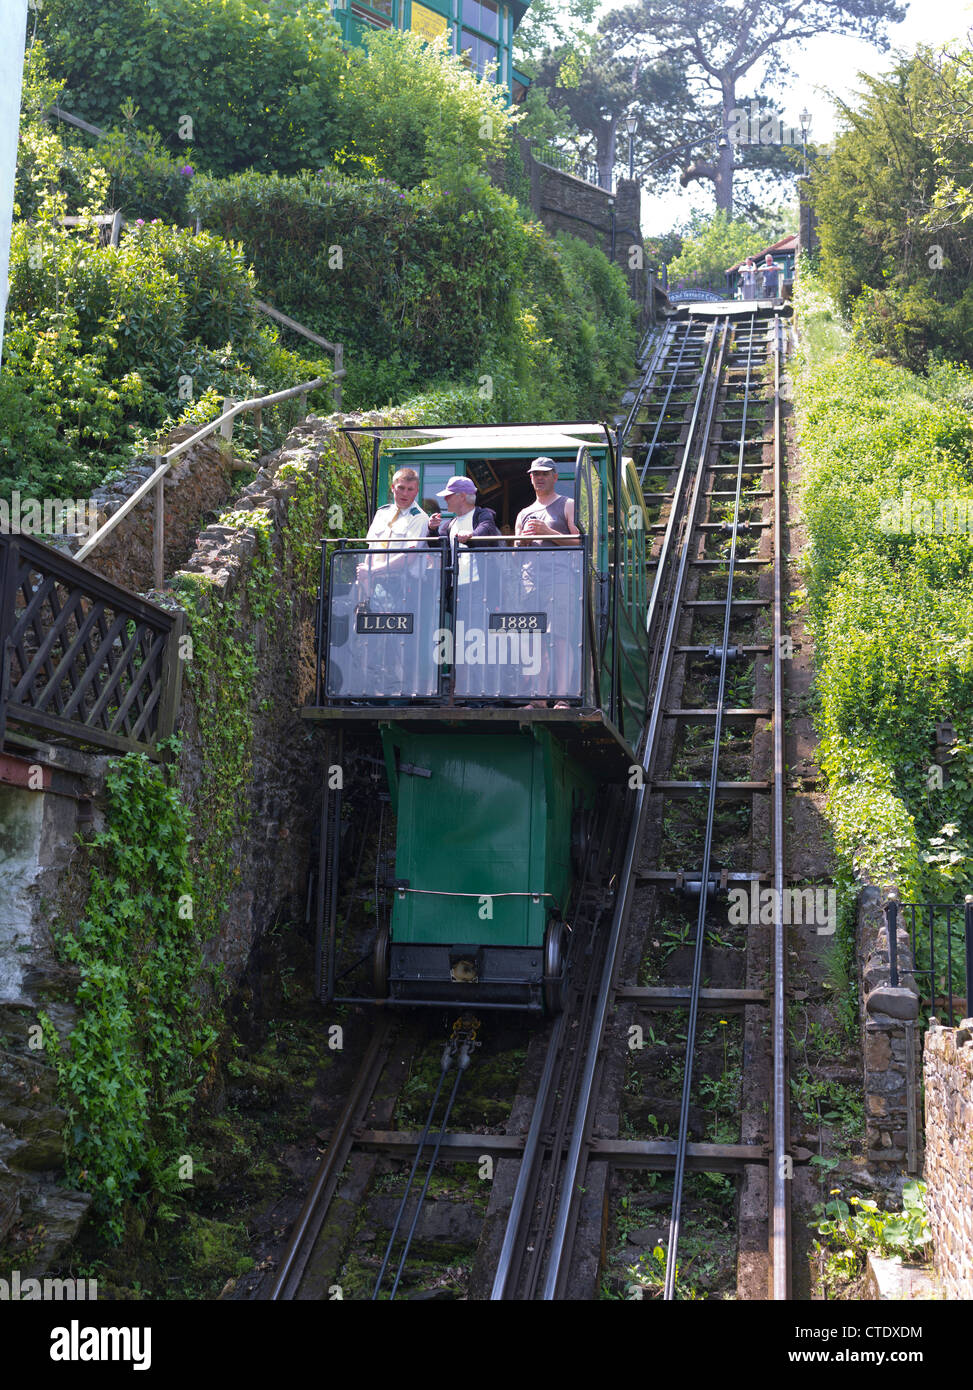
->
[304,423,653,1011]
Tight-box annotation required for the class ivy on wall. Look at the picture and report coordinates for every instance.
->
[39,432,361,1239]
[41,754,218,1239]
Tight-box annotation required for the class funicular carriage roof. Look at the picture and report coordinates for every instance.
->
[348,422,609,459]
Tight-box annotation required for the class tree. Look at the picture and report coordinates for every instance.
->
[602,0,906,212]
[527,37,691,189]
[666,208,789,290]
[810,53,973,368]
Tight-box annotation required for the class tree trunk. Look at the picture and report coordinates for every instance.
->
[715,80,737,213]
[597,114,619,190]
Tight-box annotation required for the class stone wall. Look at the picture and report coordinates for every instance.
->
[507,138,653,319]
[0,744,108,1273]
[67,426,238,594]
[923,1020,973,1297]
[169,408,397,980]
[857,886,922,1171]
[0,407,386,1269]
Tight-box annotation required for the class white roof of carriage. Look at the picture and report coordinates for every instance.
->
[396,424,607,453]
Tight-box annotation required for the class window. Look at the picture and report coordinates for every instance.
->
[350,0,394,26]
[460,28,498,79]
[463,0,499,38]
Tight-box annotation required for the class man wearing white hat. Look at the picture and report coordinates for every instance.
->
[427,475,499,550]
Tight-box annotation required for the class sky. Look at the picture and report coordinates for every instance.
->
[618,0,973,233]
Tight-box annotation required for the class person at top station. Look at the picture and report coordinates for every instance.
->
[426,476,499,550]
[760,253,785,302]
[739,256,757,301]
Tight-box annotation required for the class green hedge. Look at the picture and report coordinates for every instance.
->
[189,169,637,415]
[2,221,330,502]
[796,267,973,903]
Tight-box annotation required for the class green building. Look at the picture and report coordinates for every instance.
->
[329,0,531,103]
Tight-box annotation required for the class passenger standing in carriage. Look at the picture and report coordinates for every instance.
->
[357,466,429,597]
[426,475,500,555]
[515,457,581,708]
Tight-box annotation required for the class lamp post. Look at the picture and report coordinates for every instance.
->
[625,113,638,182]
[799,107,811,176]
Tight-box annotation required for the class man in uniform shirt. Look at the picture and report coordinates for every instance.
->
[365,467,430,546]
[358,467,430,596]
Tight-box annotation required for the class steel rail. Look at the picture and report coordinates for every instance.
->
[771,314,791,1299]
[269,1017,393,1300]
[662,316,758,1300]
[641,325,720,669]
[538,318,731,1301]
[621,317,681,453]
[490,792,618,1300]
[489,318,720,1300]
[634,321,709,484]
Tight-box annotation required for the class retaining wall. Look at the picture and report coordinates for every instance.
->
[0,407,384,1268]
[923,1021,973,1297]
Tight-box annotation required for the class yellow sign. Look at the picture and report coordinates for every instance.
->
[411,1,448,39]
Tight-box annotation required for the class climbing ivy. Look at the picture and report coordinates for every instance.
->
[40,431,366,1242]
[41,753,218,1240]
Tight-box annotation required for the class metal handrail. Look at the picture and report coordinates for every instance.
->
[75,376,325,586]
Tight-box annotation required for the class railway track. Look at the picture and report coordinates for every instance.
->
[262,302,798,1301]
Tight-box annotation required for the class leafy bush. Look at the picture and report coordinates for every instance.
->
[190,169,636,416]
[39,0,345,178]
[797,265,973,912]
[94,119,193,224]
[41,753,218,1238]
[335,29,515,188]
[2,222,329,500]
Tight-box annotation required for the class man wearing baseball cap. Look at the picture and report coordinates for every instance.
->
[427,475,500,551]
[515,458,580,546]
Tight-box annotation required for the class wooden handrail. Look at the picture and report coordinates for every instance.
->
[75,376,325,587]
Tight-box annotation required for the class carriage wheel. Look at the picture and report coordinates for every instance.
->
[543,917,567,1014]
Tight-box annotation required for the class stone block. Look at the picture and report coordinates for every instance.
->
[865,1032,892,1068]
[866,985,919,1020]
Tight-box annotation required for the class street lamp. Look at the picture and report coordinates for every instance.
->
[799,107,811,175]
[625,113,638,181]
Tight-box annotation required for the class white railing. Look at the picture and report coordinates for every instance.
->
[74,376,325,587]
